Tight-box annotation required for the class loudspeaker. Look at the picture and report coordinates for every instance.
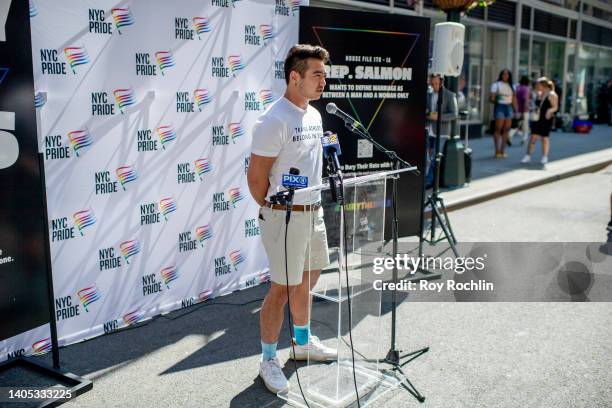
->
[431,22,465,78]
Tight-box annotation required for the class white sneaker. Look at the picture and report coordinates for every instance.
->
[540,156,548,164]
[259,357,289,393]
[289,335,337,361]
[520,155,531,163]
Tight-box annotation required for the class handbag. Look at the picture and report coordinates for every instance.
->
[530,94,548,122]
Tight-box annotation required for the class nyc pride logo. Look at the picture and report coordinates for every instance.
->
[67,129,93,157]
[228,55,244,76]
[195,224,213,247]
[155,50,175,75]
[259,25,275,44]
[39,46,89,75]
[32,338,52,356]
[159,197,177,221]
[116,165,138,191]
[77,285,101,312]
[193,89,212,111]
[193,17,211,39]
[119,239,141,264]
[72,209,96,236]
[156,125,177,149]
[260,90,273,109]
[111,7,135,34]
[87,7,134,35]
[123,310,144,325]
[229,249,246,272]
[50,208,96,242]
[194,158,212,180]
[160,266,179,289]
[228,122,244,144]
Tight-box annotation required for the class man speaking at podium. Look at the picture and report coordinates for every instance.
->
[247,44,337,394]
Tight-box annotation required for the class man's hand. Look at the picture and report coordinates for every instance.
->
[429,111,438,121]
[247,153,276,206]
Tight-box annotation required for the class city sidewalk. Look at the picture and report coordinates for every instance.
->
[438,124,612,211]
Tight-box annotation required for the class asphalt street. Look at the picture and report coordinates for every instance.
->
[2,166,611,408]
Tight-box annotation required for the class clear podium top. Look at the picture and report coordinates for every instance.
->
[292,166,417,198]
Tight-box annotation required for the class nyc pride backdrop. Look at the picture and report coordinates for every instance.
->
[2,0,303,361]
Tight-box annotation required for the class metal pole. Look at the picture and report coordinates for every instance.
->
[38,153,60,369]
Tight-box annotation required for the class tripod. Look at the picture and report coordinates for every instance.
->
[337,119,429,403]
[420,77,459,258]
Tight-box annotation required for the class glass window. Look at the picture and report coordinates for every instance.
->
[574,44,612,116]
[519,35,529,77]
[459,25,483,121]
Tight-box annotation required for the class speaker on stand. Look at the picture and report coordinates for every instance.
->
[419,22,465,258]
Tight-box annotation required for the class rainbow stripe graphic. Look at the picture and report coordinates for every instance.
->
[160,266,179,289]
[259,90,273,109]
[64,47,89,74]
[289,0,304,14]
[195,225,213,247]
[228,122,244,144]
[123,310,143,325]
[156,125,177,149]
[198,290,212,303]
[159,197,177,220]
[228,55,244,76]
[229,249,245,271]
[34,92,45,108]
[228,187,244,208]
[116,165,138,191]
[120,239,140,264]
[111,7,134,34]
[113,88,136,113]
[32,338,52,356]
[259,25,274,43]
[68,129,92,157]
[29,0,38,17]
[193,89,212,111]
[194,158,211,180]
[259,271,271,284]
[73,209,96,236]
[155,51,175,75]
[77,285,101,312]
[193,17,211,38]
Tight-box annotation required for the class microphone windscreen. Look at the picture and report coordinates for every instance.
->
[326,103,337,114]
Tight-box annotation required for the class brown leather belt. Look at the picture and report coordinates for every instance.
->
[264,201,321,212]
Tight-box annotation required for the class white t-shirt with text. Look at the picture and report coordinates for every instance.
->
[491,81,514,105]
[251,97,323,205]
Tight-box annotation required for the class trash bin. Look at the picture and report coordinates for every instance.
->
[441,137,465,187]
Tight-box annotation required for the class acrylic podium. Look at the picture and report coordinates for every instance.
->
[278,168,416,408]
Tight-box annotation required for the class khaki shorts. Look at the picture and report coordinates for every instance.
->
[259,206,330,286]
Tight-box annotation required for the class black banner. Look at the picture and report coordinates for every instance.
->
[300,7,430,239]
[0,0,50,340]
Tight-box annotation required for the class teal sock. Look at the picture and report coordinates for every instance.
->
[261,341,277,361]
[294,324,310,346]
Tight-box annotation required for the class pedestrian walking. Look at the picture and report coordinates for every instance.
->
[515,76,531,144]
[490,69,517,158]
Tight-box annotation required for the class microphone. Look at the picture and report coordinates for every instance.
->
[280,167,308,223]
[326,103,362,130]
[281,167,309,191]
[321,131,342,176]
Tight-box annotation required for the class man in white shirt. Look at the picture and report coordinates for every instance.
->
[247,44,337,394]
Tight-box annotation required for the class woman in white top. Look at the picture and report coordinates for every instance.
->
[490,69,518,158]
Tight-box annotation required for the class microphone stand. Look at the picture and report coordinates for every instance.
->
[339,119,429,403]
[419,78,459,258]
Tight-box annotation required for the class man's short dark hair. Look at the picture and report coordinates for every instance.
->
[284,44,329,84]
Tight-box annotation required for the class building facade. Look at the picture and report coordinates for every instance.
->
[312,0,612,134]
